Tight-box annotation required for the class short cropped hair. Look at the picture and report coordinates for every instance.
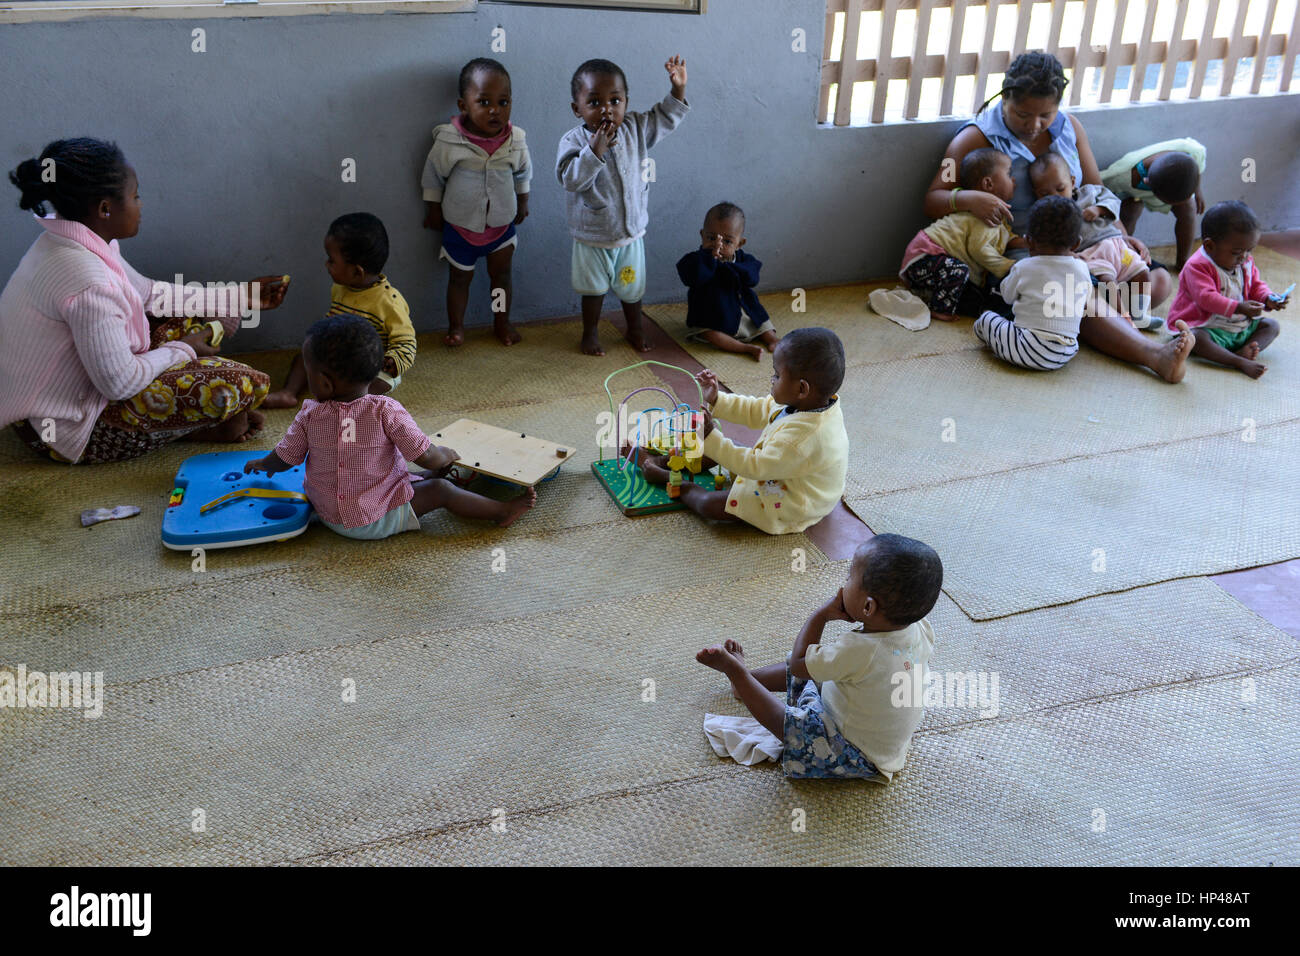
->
[961,148,1009,190]
[778,327,846,397]
[1027,151,1070,183]
[1200,200,1260,242]
[1146,152,1200,204]
[327,212,389,275]
[305,314,385,385]
[856,534,944,627]
[705,201,745,230]
[1026,194,1082,249]
[459,57,510,98]
[571,58,627,101]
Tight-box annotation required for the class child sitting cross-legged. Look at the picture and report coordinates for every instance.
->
[696,534,943,781]
[624,327,848,534]
[245,314,534,540]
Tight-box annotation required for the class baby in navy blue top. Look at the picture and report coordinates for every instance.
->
[676,202,777,360]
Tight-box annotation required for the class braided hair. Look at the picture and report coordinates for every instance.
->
[8,137,130,222]
[977,51,1069,116]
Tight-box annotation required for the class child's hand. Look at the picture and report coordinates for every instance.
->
[589,120,616,158]
[1006,235,1027,250]
[665,55,687,97]
[1082,205,1102,222]
[244,456,270,475]
[1238,300,1265,318]
[513,193,530,225]
[1265,295,1289,312]
[817,588,854,623]
[250,275,289,312]
[700,407,714,439]
[382,356,398,377]
[181,330,219,357]
[696,369,719,406]
[1123,235,1151,264]
[423,201,444,231]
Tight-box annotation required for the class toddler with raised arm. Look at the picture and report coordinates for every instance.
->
[557,55,689,356]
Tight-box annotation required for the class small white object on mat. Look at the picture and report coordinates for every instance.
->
[703,713,782,765]
[869,288,930,331]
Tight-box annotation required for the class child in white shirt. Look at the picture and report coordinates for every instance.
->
[974,195,1091,371]
[696,534,942,781]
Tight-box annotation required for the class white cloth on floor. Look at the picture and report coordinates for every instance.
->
[703,713,783,765]
[869,287,931,331]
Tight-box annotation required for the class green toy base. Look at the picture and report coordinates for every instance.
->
[591,459,718,516]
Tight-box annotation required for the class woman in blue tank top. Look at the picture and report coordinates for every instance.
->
[922,52,1195,383]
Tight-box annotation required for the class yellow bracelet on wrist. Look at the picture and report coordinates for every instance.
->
[205,320,224,348]
[950,187,962,212]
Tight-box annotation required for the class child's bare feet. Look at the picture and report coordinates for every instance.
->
[744,342,763,361]
[724,639,746,698]
[1241,341,1262,360]
[1154,320,1194,383]
[445,324,464,348]
[624,327,653,353]
[493,316,522,346]
[620,443,671,484]
[696,644,744,680]
[581,330,605,356]
[1236,357,1268,379]
[262,389,300,410]
[497,486,537,527]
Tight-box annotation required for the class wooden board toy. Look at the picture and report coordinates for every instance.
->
[592,360,728,517]
[162,450,312,550]
[431,419,575,486]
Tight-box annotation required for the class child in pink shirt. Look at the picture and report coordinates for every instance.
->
[1167,201,1287,379]
[245,314,535,539]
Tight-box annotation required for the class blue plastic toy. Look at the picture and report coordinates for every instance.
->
[162,450,312,550]
[1268,282,1295,305]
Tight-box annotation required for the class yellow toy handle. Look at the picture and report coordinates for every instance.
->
[200,487,310,515]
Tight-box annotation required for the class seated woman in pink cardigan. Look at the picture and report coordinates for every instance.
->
[0,138,288,464]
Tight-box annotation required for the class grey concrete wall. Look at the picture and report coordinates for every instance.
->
[1,0,1297,350]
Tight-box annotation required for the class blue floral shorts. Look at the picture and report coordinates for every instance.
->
[781,661,882,780]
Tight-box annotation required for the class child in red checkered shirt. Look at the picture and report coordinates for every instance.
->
[245,314,534,539]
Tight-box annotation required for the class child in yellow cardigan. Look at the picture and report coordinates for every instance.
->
[627,327,848,533]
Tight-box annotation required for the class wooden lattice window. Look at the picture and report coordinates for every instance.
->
[819,0,1300,126]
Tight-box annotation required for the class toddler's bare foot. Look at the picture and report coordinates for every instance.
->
[497,486,537,527]
[1240,341,1261,360]
[625,328,653,353]
[445,325,464,348]
[1237,358,1268,379]
[620,443,671,484]
[262,389,300,410]
[724,639,746,698]
[581,331,605,356]
[931,311,958,322]
[1154,320,1193,383]
[493,316,522,346]
[696,645,744,682]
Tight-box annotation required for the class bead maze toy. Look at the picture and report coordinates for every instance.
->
[591,361,729,516]
[431,419,575,487]
[162,450,312,550]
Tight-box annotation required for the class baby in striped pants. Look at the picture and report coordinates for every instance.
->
[974,195,1089,371]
